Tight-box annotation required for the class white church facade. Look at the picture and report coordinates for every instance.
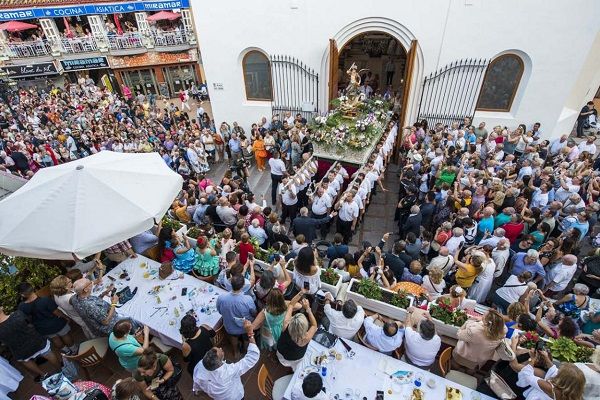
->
[193,0,600,140]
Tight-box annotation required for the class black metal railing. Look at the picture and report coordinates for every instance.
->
[417,58,488,128]
[270,55,319,121]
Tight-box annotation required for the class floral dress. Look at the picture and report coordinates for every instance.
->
[194,248,220,276]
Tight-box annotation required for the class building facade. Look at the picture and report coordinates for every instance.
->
[0,0,203,97]
[193,0,600,139]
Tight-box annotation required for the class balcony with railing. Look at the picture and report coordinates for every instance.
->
[107,32,146,55]
[5,40,52,59]
[61,36,98,54]
[152,30,194,51]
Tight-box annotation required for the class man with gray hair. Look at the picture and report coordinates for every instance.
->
[510,249,546,284]
[323,293,365,339]
[479,227,506,248]
[427,246,454,276]
[291,206,336,244]
[402,205,422,239]
[492,239,511,278]
[445,227,465,256]
[544,254,579,297]
[193,320,259,399]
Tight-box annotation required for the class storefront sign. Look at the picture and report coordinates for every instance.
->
[61,57,109,72]
[0,0,190,21]
[2,63,57,78]
[108,50,197,69]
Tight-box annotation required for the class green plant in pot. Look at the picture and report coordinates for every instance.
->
[320,268,340,286]
[186,227,201,239]
[390,290,410,309]
[429,298,468,327]
[357,279,382,301]
[161,216,182,231]
[549,337,594,363]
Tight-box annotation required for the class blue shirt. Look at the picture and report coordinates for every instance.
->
[229,138,241,153]
[476,216,494,242]
[216,292,256,335]
[192,204,209,225]
[511,252,546,279]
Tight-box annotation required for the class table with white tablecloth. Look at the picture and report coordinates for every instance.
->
[98,255,226,348]
[283,340,495,400]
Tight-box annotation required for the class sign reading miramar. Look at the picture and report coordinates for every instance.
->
[0,1,190,21]
[61,57,109,72]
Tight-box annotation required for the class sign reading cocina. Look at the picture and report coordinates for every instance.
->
[3,63,57,78]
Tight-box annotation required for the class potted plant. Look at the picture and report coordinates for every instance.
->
[345,278,414,321]
[161,216,186,235]
[519,331,540,350]
[319,268,343,298]
[549,337,594,363]
[428,298,469,338]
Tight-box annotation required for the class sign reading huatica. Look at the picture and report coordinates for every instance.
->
[3,63,57,78]
[0,0,190,21]
[61,57,110,72]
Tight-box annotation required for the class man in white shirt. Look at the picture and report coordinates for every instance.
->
[445,228,465,256]
[291,372,328,400]
[335,192,359,244]
[269,152,287,206]
[193,320,259,400]
[555,175,582,203]
[404,309,441,367]
[492,239,511,278]
[479,227,506,248]
[363,313,404,355]
[280,175,298,225]
[577,135,597,156]
[544,254,578,295]
[427,247,454,276]
[310,186,332,239]
[323,294,364,340]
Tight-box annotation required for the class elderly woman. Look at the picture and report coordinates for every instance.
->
[548,283,590,320]
[276,291,317,370]
[248,218,268,248]
[453,309,507,370]
[50,275,94,339]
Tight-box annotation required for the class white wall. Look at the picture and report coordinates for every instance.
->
[193,0,600,140]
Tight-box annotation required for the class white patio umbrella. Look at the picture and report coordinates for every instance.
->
[0,151,183,260]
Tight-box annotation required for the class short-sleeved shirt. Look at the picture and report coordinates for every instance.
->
[216,292,256,335]
[72,295,120,337]
[18,296,67,335]
[133,353,169,384]
[109,333,142,370]
[456,263,479,288]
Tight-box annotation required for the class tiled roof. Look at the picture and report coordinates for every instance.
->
[0,0,123,10]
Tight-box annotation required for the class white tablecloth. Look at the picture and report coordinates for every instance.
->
[0,356,22,400]
[283,340,495,400]
[99,255,226,348]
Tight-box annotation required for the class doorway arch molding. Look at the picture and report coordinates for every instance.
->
[320,17,424,124]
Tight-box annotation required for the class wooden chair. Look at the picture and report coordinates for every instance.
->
[392,343,405,360]
[192,271,216,284]
[142,244,161,261]
[150,337,173,354]
[257,364,293,400]
[63,338,109,380]
[438,347,478,389]
[356,327,378,351]
[212,321,225,347]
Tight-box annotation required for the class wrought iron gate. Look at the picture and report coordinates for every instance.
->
[417,58,488,128]
[270,55,319,121]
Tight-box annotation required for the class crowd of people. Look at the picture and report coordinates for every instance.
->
[1,77,600,400]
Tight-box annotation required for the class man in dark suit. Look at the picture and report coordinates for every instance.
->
[376,233,406,281]
[291,207,336,244]
[402,205,422,239]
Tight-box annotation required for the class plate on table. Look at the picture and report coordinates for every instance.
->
[446,386,462,400]
[299,365,319,379]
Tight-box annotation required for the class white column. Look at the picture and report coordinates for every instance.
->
[135,12,154,48]
[87,15,109,52]
[0,30,9,59]
[39,18,62,55]
[180,9,196,44]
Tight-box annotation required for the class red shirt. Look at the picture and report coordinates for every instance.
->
[238,242,254,265]
[502,222,524,244]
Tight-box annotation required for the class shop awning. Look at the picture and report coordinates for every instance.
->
[0,20,38,32]
[146,10,181,21]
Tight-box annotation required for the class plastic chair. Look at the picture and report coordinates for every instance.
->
[438,347,478,389]
[257,364,293,400]
[63,338,109,380]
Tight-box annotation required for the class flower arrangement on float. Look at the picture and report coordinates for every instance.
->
[309,97,390,151]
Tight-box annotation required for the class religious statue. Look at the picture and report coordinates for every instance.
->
[341,63,369,116]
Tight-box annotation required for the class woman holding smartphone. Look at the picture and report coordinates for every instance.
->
[292,247,321,296]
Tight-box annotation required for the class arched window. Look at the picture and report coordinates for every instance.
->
[242,51,272,101]
[476,54,524,112]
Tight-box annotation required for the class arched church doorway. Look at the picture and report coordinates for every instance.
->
[336,31,407,101]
